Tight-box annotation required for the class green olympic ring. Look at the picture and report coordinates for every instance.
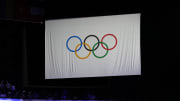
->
[92,42,109,58]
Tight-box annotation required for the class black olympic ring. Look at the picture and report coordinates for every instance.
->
[83,35,100,51]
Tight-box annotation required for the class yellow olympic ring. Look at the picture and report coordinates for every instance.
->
[75,42,91,59]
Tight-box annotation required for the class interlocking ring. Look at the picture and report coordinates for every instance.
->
[84,35,100,51]
[75,42,91,59]
[92,42,109,58]
[66,34,117,59]
[101,34,118,50]
[66,36,82,52]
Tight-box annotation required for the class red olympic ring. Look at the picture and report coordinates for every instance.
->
[101,34,118,50]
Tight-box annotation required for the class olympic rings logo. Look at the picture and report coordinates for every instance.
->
[66,34,117,59]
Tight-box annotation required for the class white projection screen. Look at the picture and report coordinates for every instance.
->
[45,13,141,79]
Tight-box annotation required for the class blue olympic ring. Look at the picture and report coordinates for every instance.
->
[66,36,82,52]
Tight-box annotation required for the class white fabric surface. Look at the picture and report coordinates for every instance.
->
[45,14,141,79]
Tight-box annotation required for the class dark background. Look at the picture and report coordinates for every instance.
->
[0,0,179,100]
